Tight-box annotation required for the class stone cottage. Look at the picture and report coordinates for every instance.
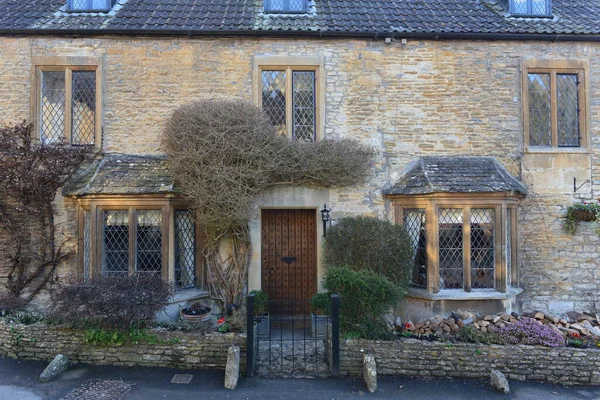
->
[0,0,599,319]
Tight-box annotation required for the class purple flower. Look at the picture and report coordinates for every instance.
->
[490,317,565,347]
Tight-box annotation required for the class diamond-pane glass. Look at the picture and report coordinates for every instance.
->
[528,73,551,147]
[83,210,91,282]
[72,71,96,145]
[289,0,306,11]
[40,71,65,144]
[512,0,528,13]
[556,74,580,147]
[103,210,129,276]
[69,0,111,11]
[292,71,316,142]
[506,208,513,288]
[265,0,307,12]
[262,71,287,136]
[470,209,495,289]
[175,211,196,289]
[404,209,427,288]
[136,210,162,275]
[532,0,549,14]
[439,209,463,290]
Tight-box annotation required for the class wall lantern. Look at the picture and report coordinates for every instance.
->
[321,204,331,237]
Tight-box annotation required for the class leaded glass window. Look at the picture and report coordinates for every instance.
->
[38,66,98,145]
[404,209,427,288]
[136,210,162,275]
[103,210,129,276]
[510,0,551,16]
[528,73,551,147]
[175,210,196,289]
[68,0,112,12]
[264,0,308,13]
[261,68,317,142]
[439,209,464,290]
[470,209,495,289]
[83,209,91,282]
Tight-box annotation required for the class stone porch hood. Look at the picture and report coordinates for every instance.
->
[383,156,528,196]
[63,153,177,197]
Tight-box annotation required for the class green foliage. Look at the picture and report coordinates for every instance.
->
[322,266,401,339]
[249,290,269,315]
[563,202,600,235]
[323,216,414,290]
[3,310,45,325]
[154,319,211,333]
[458,326,506,345]
[84,326,180,347]
[218,322,231,333]
[310,293,330,315]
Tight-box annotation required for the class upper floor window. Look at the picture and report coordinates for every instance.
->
[523,60,587,150]
[67,0,113,12]
[510,0,551,16]
[34,57,102,146]
[264,0,309,14]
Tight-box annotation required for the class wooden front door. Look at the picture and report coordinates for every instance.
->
[261,209,317,313]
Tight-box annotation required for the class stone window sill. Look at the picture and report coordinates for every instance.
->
[406,287,523,301]
[525,147,590,155]
[171,288,209,303]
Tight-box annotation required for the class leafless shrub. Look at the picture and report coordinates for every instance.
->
[0,121,92,304]
[50,274,172,329]
[162,99,374,309]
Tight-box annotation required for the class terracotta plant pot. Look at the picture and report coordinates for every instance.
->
[572,210,595,222]
[180,304,212,322]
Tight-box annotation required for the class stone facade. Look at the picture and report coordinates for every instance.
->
[0,320,247,370]
[340,338,600,385]
[0,36,599,314]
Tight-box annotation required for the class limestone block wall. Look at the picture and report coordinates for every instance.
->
[0,36,599,313]
[340,338,600,385]
[0,320,246,371]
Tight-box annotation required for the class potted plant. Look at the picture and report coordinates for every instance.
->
[564,201,600,236]
[180,302,212,323]
[310,293,330,339]
[249,290,269,339]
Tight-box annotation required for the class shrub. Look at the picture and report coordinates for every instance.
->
[310,293,330,315]
[249,290,268,315]
[50,275,172,329]
[322,266,402,339]
[323,216,414,290]
[491,317,565,348]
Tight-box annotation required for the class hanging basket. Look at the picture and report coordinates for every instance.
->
[571,209,596,222]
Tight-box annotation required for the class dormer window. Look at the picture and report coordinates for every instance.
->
[264,0,309,14]
[510,0,552,17]
[67,0,114,12]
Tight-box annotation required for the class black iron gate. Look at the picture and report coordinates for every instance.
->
[246,294,339,378]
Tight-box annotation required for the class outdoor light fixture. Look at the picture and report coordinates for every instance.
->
[321,204,331,237]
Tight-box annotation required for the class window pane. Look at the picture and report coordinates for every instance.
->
[531,0,548,14]
[439,208,463,290]
[556,74,580,147]
[289,0,307,12]
[136,210,162,275]
[262,70,287,136]
[292,71,316,142]
[175,210,196,289]
[71,71,96,145]
[70,0,110,10]
[103,210,129,276]
[470,209,495,289]
[512,0,528,14]
[528,73,551,147]
[40,71,65,144]
[83,210,91,282]
[266,0,307,12]
[404,209,427,289]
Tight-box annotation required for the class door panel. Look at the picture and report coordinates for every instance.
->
[261,209,317,313]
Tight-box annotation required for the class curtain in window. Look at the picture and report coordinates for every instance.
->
[175,211,196,289]
[40,71,65,144]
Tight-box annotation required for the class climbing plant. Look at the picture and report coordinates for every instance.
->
[162,99,374,311]
[0,121,91,308]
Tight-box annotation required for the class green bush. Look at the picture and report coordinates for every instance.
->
[322,266,402,339]
[310,293,330,315]
[249,290,268,315]
[323,216,413,290]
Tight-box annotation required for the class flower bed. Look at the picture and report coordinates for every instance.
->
[0,319,246,371]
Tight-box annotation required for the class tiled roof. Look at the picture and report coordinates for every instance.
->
[1,0,600,37]
[63,153,176,196]
[384,156,528,196]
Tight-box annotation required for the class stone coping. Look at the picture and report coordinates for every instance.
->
[407,287,524,301]
[0,320,247,371]
[339,338,600,385]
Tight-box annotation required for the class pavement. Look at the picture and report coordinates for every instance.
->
[1,356,600,400]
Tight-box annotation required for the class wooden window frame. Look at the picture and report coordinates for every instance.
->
[253,55,324,141]
[31,56,103,148]
[76,196,203,289]
[393,193,521,295]
[522,59,589,153]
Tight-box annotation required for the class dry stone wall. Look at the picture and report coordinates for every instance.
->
[0,320,246,371]
[340,338,600,385]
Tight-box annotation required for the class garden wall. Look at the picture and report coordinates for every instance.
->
[340,338,600,385]
[0,320,246,371]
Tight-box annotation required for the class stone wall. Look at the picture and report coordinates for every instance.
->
[340,338,600,385]
[1,36,599,313]
[0,320,246,371]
